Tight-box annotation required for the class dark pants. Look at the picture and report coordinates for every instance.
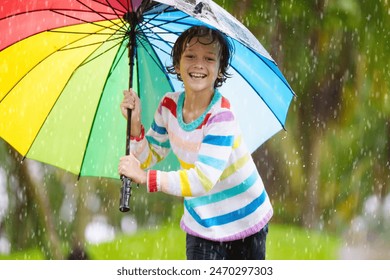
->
[186,224,268,260]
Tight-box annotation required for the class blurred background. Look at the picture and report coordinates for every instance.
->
[1,0,389,260]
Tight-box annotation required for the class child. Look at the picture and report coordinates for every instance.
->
[118,25,272,260]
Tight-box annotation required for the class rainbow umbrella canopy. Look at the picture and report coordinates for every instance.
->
[0,0,294,180]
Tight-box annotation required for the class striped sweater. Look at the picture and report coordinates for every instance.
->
[130,90,273,241]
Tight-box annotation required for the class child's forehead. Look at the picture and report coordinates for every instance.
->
[183,36,221,52]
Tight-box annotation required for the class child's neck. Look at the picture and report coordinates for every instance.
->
[182,89,214,124]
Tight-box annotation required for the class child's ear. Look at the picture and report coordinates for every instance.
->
[175,64,180,73]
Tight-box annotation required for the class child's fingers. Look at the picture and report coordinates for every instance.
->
[121,90,137,110]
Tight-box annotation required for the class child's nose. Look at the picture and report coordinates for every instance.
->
[193,58,204,68]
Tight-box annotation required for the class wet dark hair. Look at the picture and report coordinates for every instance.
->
[166,25,234,88]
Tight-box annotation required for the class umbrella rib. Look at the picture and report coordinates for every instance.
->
[142,7,193,31]
[150,15,193,29]
[137,20,194,55]
[97,0,128,14]
[100,0,129,28]
[58,33,126,52]
[75,0,128,32]
[139,9,200,43]
[138,5,170,27]
[135,18,175,68]
[47,24,126,54]
[49,9,125,34]
[106,41,128,80]
[138,36,173,57]
[136,9,198,55]
[136,24,177,59]
[49,29,125,36]
[134,31,176,91]
[54,22,127,69]
[79,39,125,67]
[135,6,201,59]
[135,37,166,73]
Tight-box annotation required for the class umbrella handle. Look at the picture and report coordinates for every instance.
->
[119,175,132,212]
[119,107,133,212]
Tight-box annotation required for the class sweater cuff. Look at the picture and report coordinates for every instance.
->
[147,170,160,192]
[130,125,145,142]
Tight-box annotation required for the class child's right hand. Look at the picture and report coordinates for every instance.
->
[120,88,142,137]
[120,88,141,120]
[118,153,147,185]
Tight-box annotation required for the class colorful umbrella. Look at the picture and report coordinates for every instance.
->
[0,0,294,207]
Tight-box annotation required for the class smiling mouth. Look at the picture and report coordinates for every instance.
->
[189,73,206,79]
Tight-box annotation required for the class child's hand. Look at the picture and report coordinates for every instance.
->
[118,153,147,185]
[120,88,142,137]
[120,88,141,120]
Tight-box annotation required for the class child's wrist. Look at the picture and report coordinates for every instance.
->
[130,125,144,141]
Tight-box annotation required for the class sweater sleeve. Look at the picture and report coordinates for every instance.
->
[147,108,237,197]
[130,98,171,169]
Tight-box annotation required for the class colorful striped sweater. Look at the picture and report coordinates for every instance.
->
[130,90,273,242]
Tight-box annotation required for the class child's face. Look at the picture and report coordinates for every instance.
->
[175,36,221,95]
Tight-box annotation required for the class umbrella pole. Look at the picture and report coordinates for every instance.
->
[119,12,138,212]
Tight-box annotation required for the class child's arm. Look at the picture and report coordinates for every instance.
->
[147,109,238,197]
[118,89,169,184]
[126,95,171,170]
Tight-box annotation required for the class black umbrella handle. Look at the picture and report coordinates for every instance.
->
[119,107,133,212]
[119,175,132,212]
